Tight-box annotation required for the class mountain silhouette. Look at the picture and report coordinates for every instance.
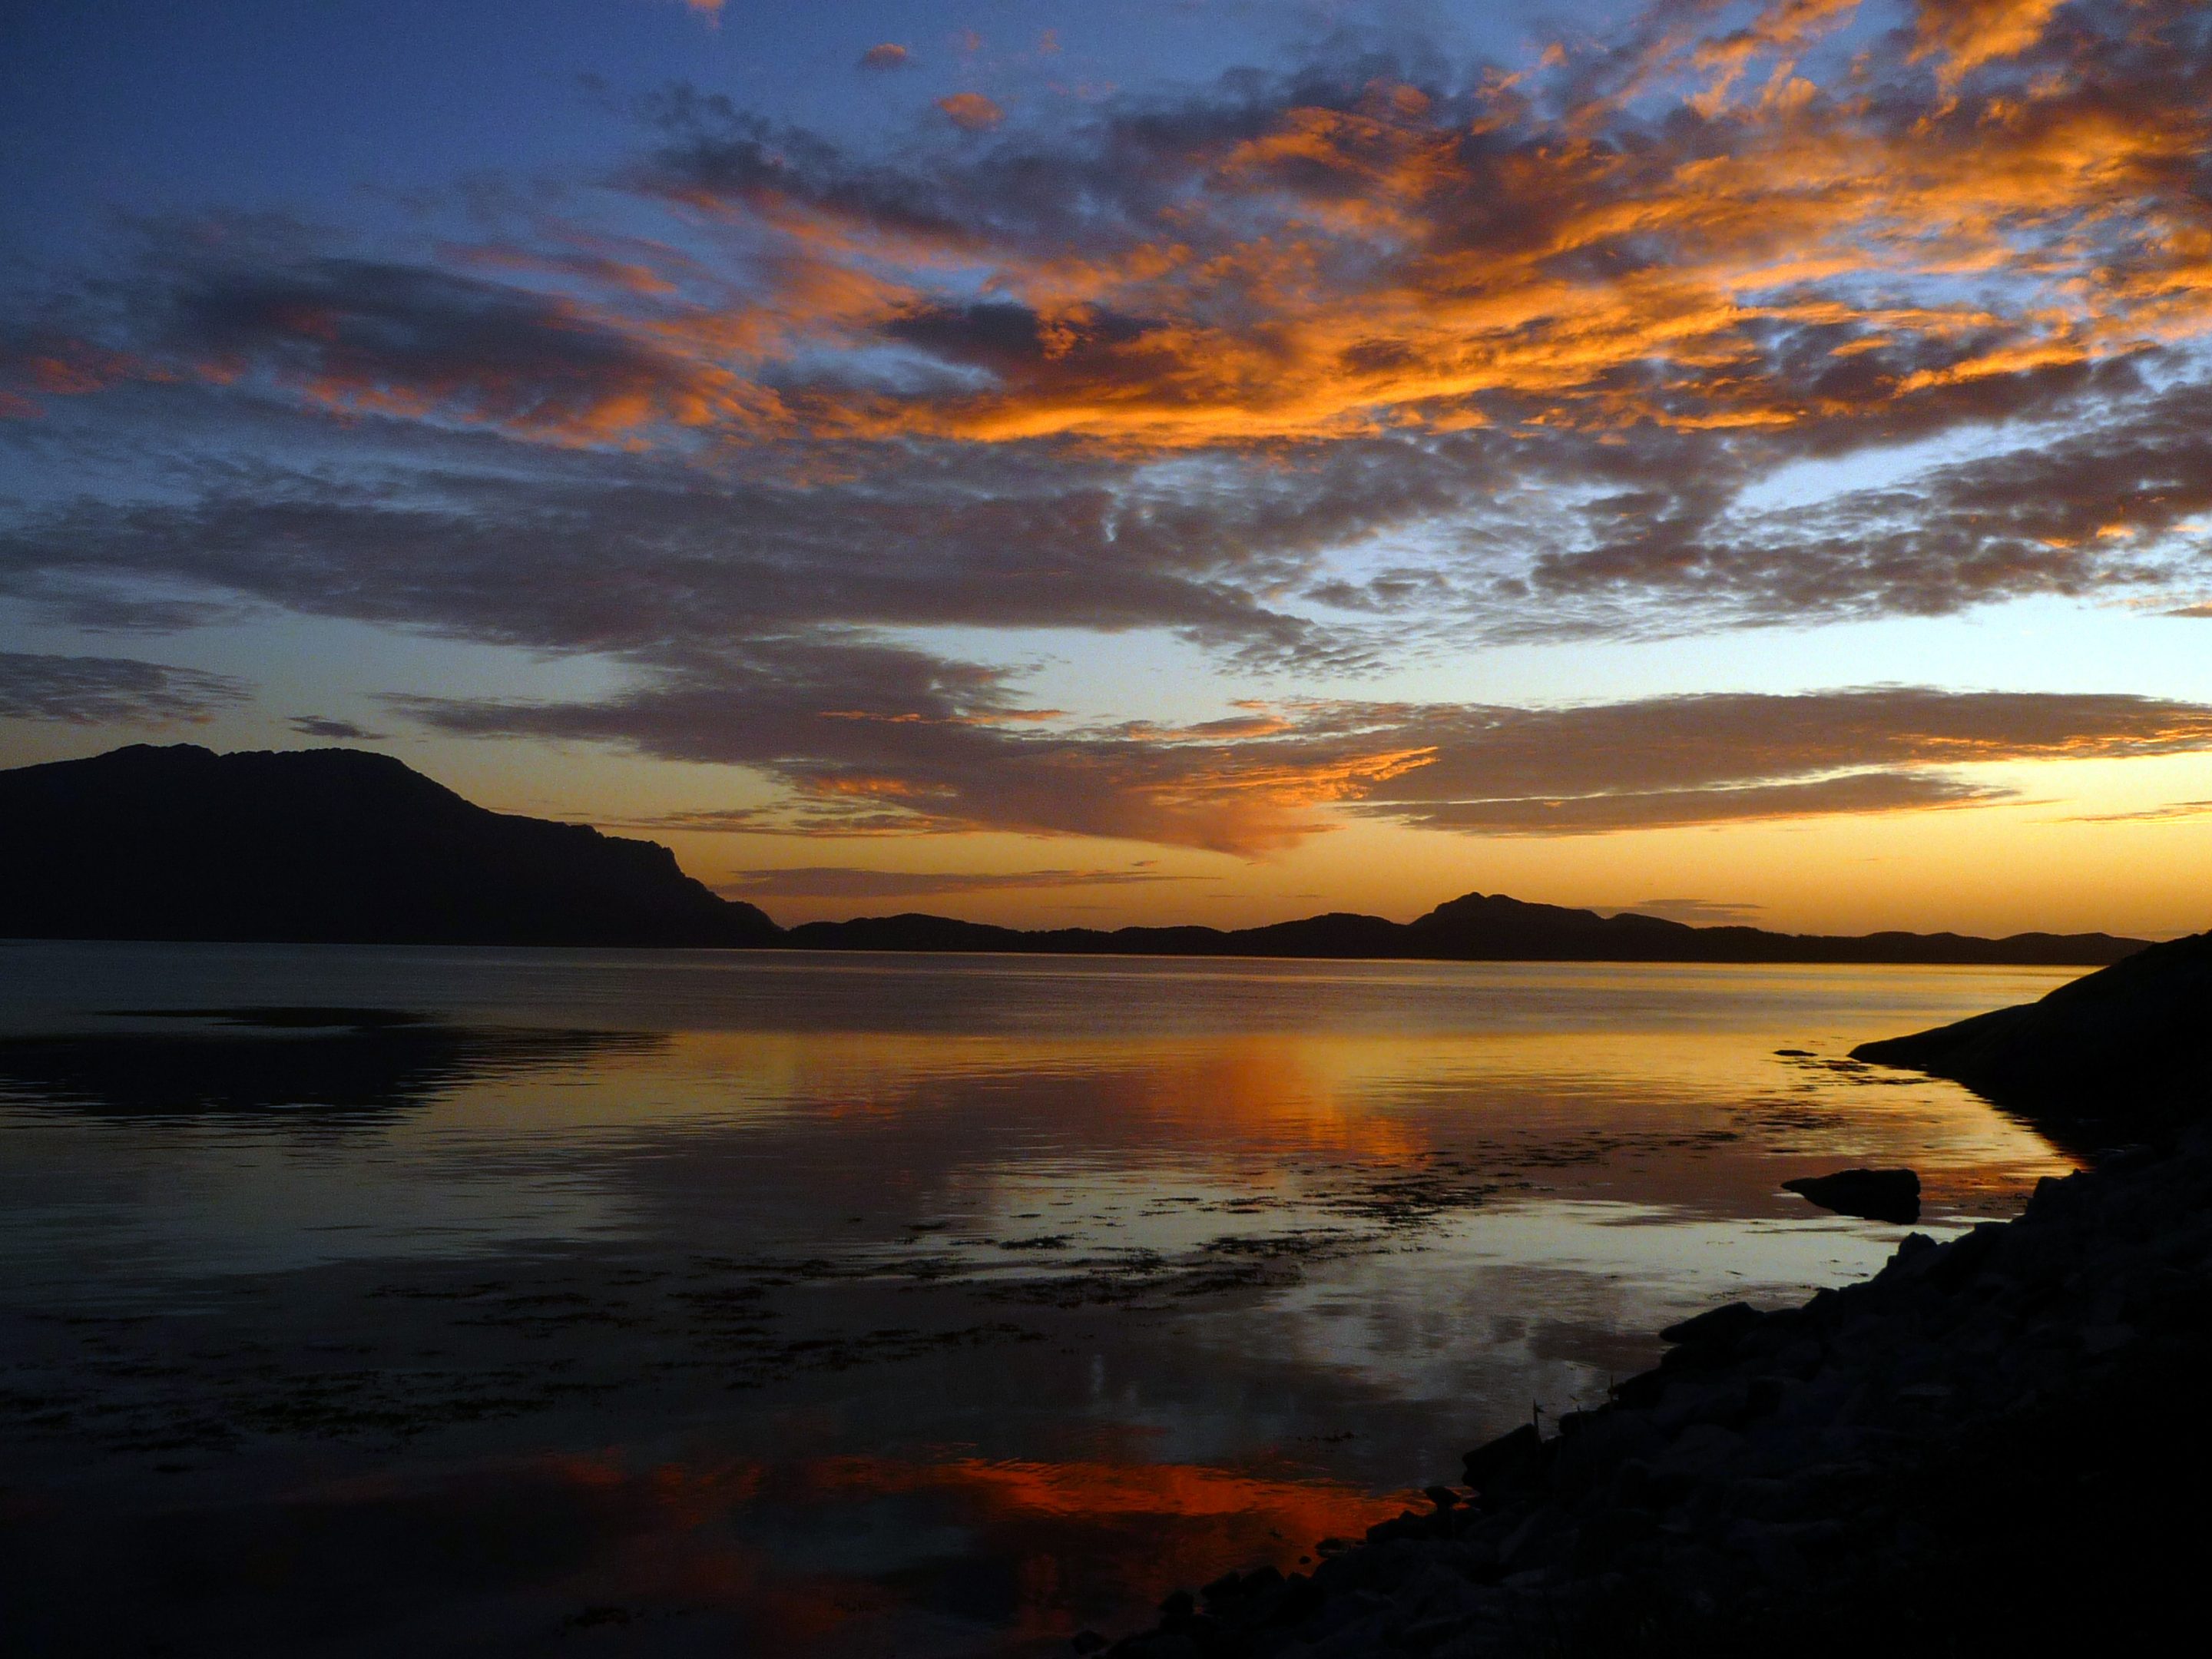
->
[784,892,2144,965]
[0,744,2152,965]
[0,744,777,947]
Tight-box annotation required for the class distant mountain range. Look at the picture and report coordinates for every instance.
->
[780,895,2147,965]
[0,745,2154,964]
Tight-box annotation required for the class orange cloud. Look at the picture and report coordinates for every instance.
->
[17,0,2212,717]
[0,338,166,416]
[555,5,2201,455]
[57,4,2210,467]
[406,680,2212,856]
[936,91,1004,131]
[1913,0,2071,84]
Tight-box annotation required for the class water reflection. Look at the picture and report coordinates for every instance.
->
[0,946,2084,1655]
[3,1444,1411,1657]
[0,1005,655,1118]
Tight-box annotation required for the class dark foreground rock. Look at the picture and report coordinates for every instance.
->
[1104,1130,2212,1658]
[1780,1167,1920,1224]
[1852,926,2212,1145]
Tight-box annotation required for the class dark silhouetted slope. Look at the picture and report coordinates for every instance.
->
[1406,890,2141,965]
[1,745,2155,965]
[779,909,1409,959]
[1854,927,2212,1141]
[0,744,780,948]
[785,892,2142,965]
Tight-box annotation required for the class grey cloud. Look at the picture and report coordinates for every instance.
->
[2,1,2210,813]
[610,804,966,838]
[8,8,2210,677]
[391,635,1311,852]
[0,416,1435,668]
[1357,772,2005,836]
[15,367,2206,680]
[150,252,724,442]
[2062,800,2212,824]
[289,715,386,740]
[1515,376,2212,629]
[396,675,2212,852]
[1359,688,2212,804]
[0,651,248,724]
[1609,898,1767,926]
[717,866,1190,899]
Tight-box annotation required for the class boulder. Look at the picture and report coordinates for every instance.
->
[1782,1167,1921,1224]
[1659,1300,1766,1346]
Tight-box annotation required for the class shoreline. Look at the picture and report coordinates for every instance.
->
[0,932,2135,969]
[1102,1126,2212,1657]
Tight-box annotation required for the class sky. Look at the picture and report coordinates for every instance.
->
[4,0,2212,937]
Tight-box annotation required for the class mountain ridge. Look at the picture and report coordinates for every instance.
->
[0,744,2155,963]
[781,894,2146,965]
[0,743,778,948]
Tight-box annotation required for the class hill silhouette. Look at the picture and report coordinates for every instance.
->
[786,890,2144,965]
[0,744,2154,964]
[0,744,777,947]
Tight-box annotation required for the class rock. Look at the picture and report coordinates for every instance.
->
[1102,1122,2212,1659]
[1461,1422,1546,1492]
[1201,1570,1244,1605]
[2078,1322,2136,1356]
[1782,1167,1921,1224]
[1849,928,2212,1145]
[1659,1300,1766,1346]
[1651,1422,1744,1485]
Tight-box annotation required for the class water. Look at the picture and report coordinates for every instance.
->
[0,944,2077,1655]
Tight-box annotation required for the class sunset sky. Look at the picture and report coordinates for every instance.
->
[5,0,2212,935]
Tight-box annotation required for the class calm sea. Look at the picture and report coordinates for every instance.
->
[0,944,2076,1655]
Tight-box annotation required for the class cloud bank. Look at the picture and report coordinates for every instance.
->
[5,1,2212,853]
[0,651,248,725]
[406,683,2212,853]
[717,866,1190,900]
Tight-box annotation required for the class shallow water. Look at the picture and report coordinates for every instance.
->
[0,944,2076,1654]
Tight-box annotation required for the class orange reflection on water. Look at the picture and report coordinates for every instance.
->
[804,1449,1416,1528]
[520,1445,1418,1652]
[472,1015,2072,1184]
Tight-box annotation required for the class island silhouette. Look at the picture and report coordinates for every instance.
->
[0,743,2152,963]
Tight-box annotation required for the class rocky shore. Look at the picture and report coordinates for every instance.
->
[1103,945,2212,1657]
